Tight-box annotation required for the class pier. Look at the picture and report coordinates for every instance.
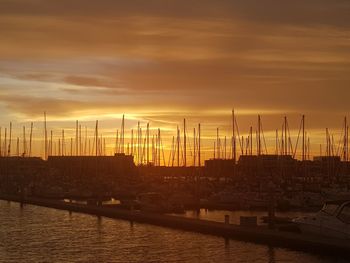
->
[1,194,349,257]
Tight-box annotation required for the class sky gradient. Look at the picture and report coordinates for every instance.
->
[0,0,350,160]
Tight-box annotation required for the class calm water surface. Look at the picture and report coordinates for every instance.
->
[0,201,347,263]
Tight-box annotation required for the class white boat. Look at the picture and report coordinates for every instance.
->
[293,200,350,240]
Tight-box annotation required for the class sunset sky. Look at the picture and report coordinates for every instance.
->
[0,0,350,161]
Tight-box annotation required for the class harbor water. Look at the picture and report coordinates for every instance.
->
[0,201,347,263]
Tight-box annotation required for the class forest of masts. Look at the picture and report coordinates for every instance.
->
[0,110,349,167]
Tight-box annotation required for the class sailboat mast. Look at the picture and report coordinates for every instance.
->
[29,123,33,157]
[344,116,348,161]
[198,123,201,167]
[4,128,7,157]
[183,119,186,167]
[258,115,261,156]
[147,123,150,164]
[43,113,47,159]
[50,130,52,156]
[302,115,305,161]
[250,126,253,155]
[122,114,125,154]
[232,109,236,162]
[76,120,78,156]
[62,129,65,156]
[131,129,133,156]
[158,128,161,166]
[95,120,98,156]
[177,126,180,167]
[23,126,26,156]
[284,116,288,155]
[193,127,196,166]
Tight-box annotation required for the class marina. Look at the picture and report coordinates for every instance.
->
[1,1,350,261]
[1,194,349,257]
[4,200,343,263]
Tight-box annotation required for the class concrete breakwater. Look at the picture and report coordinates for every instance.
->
[1,194,349,256]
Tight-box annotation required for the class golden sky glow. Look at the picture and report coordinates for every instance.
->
[0,0,350,160]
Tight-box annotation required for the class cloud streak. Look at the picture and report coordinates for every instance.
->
[0,0,349,157]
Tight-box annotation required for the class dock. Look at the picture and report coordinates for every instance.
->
[1,194,349,256]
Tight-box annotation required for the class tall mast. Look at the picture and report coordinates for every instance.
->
[84,126,87,156]
[22,127,26,156]
[275,129,279,155]
[139,127,143,163]
[4,128,7,157]
[216,128,219,159]
[16,137,19,156]
[183,119,186,167]
[250,126,253,155]
[76,120,78,156]
[62,129,65,156]
[198,123,201,167]
[95,120,98,156]
[232,109,236,162]
[137,121,140,164]
[257,115,261,156]
[326,128,329,157]
[346,125,349,162]
[177,126,180,166]
[121,114,125,154]
[193,127,196,167]
[58,138,61,156]
[70,138,73,156]
[152,135,155,164]
[171,136,175,166]
[224,136,227,159]
[50,130,52,156]
[79,124,82,156]
[158,128,161,166]
[116,130,119,153]
[147,123,150,164]
[284,116,288,155]
[302,115,305,161]
[344,116,348,161]
[29,123,33,157]
[8,122,12,157]
[131,129,133,156]
[43,113,47,159]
